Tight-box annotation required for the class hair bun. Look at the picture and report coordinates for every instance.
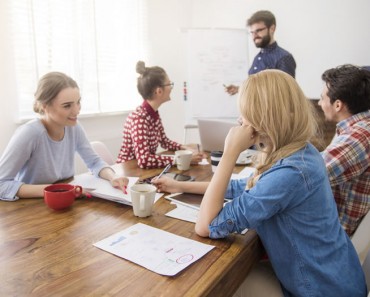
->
[136,61,146,75]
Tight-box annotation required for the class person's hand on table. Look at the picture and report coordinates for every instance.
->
[152,176,182,193]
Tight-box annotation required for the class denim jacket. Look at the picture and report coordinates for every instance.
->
[209,144,366,297]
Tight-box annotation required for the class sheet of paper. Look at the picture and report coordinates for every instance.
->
[93,223,214,276]
[71,173,162,205]
[166,203,199,223]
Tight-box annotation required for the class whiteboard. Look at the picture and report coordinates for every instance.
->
[185,28,249,121]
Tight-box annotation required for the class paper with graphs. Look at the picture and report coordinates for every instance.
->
[93,223,214,276]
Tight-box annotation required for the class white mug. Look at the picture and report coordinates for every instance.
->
[130,184,157,217]
[175,150,193,171]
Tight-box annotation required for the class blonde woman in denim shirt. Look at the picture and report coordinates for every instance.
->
[154,70,366,296]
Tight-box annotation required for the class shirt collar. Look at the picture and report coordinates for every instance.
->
[142,100,159,120]
[336,110,370,134]
[260,41,278,54]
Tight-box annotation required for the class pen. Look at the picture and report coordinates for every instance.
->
[155,163,172,181]
[197,144,200,153]
[114,184,128,195]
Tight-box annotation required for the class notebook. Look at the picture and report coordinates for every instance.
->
[197,119,257,165]
[70,173,162,205]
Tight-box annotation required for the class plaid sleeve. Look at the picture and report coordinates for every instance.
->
[321,129,370,186]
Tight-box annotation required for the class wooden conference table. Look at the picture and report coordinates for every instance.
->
[0,159,263,297]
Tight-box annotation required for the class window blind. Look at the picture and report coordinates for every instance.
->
[8,0,147,120]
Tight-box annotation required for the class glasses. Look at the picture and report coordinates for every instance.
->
[249,27,267,35]
[161,82,174,89]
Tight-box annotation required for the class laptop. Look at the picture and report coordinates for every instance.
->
[197,119,257,165]
[197,119,237,152]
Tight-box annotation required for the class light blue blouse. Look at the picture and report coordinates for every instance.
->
[0,119,108,201]
[210,144,366,297]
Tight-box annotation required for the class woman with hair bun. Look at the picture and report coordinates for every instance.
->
[117,61,204,169]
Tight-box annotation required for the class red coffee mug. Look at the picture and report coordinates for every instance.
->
[44,184,82,210]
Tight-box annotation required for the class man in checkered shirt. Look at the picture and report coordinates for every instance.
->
[319,64,370,236]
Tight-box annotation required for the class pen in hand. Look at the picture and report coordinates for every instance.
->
[114,184,128,195]
[154,163,172,181]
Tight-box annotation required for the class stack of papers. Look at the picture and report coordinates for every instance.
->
[93,223,214,276]
[70,173,162,205]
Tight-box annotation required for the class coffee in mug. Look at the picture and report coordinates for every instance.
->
[44,184,82,210]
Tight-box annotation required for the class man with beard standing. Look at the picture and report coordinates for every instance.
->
[225,10,296,95]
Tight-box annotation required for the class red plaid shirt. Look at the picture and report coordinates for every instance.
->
[116,100,181,169]
[321,110,370,236]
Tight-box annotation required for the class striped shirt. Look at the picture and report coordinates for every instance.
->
[116,100,181,169]
[321,110,370,236]
[248,42,296,78]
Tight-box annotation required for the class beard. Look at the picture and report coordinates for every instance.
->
[254,34,271,48]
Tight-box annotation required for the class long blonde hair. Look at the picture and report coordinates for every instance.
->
[238,70,317,188]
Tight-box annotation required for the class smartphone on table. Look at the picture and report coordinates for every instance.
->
[140,172,195,184]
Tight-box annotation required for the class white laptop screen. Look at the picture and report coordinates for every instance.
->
[197,119,238,152]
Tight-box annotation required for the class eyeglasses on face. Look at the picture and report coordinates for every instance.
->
[161,82,174,89]
[249,27,267,35]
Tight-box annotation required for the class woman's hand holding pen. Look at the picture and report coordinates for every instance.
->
[154,164,171,181]
[182,144,207,164]
[111,176,129,194]
[99,167,129,194]
[152,176,181,193]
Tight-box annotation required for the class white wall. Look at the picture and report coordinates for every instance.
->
[142,0,370,144]
[1,0,369,172]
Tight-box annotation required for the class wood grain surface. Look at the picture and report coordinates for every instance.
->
[0,159,262,297]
